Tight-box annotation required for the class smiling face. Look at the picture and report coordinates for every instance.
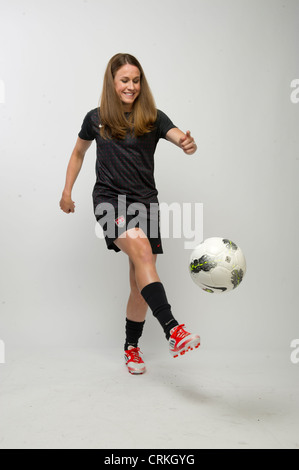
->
[114,64,141,112]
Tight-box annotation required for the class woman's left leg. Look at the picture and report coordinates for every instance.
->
[116,229,200,364]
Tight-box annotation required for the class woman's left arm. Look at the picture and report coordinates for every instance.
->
[166,128,197,155]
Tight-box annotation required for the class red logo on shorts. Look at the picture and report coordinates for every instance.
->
[115,215,125,228]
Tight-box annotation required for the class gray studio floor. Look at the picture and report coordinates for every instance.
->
[0,345,298,449]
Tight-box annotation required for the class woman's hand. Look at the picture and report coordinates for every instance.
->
[59,192,75,213]
[166,128,197,155]
[59,137,92,214]
[179,130,197,155]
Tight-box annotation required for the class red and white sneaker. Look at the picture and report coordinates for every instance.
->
[169,324,200,358]
[124,347,146,375]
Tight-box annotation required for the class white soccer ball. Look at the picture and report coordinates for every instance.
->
[189,237,246,293]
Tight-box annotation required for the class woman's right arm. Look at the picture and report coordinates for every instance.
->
[59,137,93,214]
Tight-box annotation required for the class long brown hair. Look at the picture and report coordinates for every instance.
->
[99,53,157,139]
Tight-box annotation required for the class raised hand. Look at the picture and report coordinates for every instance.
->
[179,130,197,155]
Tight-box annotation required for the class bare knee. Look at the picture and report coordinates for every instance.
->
[115,229,159,290]
[118,229,154,266]
[133,244,154,267]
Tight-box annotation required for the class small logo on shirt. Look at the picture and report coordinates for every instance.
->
[115,215,126,228]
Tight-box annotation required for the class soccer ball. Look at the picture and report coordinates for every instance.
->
[189,237,246,293]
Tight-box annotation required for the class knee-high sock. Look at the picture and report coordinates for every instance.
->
[140,282,178,340]
[124,318,145,350]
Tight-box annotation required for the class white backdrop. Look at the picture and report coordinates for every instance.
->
[0,0,298,357]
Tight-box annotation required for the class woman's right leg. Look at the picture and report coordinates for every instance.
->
[123,258,151,353]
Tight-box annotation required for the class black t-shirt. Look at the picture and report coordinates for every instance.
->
[78,108,176,208]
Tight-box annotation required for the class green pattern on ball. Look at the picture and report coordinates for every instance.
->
[231,269,244,288]
[222,239,238,251]
[190,255,217,273]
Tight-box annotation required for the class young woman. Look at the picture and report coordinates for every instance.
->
[59,53,200,374]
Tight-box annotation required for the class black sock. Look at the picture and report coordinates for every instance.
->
[124,318,145,351]
[140,282,178,340]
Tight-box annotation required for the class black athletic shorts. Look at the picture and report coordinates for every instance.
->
[94,199,163,254]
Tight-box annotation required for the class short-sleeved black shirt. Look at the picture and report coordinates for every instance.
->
[78,108,176,209]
